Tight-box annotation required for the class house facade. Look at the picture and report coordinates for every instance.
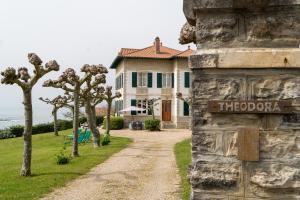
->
[110,37,193,129]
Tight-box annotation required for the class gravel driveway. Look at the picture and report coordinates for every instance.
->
[41,129,191,200]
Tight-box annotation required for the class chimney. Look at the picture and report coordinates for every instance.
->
[154,37,161,54]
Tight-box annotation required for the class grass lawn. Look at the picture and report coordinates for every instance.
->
[0,129,132,200]
[174,138,192,200]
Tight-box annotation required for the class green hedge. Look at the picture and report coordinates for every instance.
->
[57,120,73,130]
[32,123,54,135]
[79,116,104,126]
[0,120,72,140]
[0,116,104,139]
[0,116,104,140]
[9,125,24,137]
[103,116,124,130]
[95,116,104,126]
[144,119,161,131]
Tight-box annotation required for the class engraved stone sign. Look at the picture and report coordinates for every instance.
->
[208,101,292,114]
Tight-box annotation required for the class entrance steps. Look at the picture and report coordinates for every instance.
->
[161,121,176,129]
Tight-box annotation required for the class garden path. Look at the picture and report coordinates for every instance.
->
[41,129,191,200]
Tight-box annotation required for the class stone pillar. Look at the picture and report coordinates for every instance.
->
[182,1,300,199]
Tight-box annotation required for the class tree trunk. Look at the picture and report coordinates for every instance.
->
[20,89,33,176]
[85,100,100,147]
[53,107,58,136]
[91,104,101,141]
[152,106,155,120]
[72,89,80,157]
[106,101,111,135]
[91,104,96,120]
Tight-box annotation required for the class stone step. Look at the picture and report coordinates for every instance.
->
[161,122,176,129]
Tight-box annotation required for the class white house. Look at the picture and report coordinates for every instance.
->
[110,37,193,129]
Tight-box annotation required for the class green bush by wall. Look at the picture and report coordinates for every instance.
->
[144,119,161,131]
[103,116,124,130]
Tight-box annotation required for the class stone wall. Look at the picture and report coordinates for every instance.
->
[182,0,300,199]
[181,0,300,48]
[190,67,300,199]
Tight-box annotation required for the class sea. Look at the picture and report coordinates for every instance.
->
[0,106,68,130]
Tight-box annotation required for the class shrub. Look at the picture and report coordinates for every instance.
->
[78,116,103,126]
[101,133,110,146]
[103,116,124,130]
[32,123,54,135]
[0,129,16,139]
[79,117,87,125]
[57,120,73,130]
[95,116,104,126]
[55,147,71,165]
[9,125,24,137]
[0,119,74,140]
[144,119,161,131]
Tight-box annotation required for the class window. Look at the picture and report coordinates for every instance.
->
[137,99,147,115]
[184,102,190,116]
[138,72,147,87]
[115,100,123,116]
[135,99,153,115]
[162,73,172,88]
[116,73,123,90]
[120,73,123,88]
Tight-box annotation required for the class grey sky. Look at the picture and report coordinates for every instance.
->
[0,0,190,115]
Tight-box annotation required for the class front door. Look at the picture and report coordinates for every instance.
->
[162,100,171,121]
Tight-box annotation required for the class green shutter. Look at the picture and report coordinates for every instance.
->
[172,73,174,88]
[148,73,152,88]
[157,73,162,88]
[117,76,120,90]
[131,99,137,115]
[184,102,189,116]
[132,72,137,88]
[184,72,190,88]
[121,74,123,88]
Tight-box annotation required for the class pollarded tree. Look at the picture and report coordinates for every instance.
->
[176,92,192,106]
[102,86,122,135]
[39,95,73,136]
[146,97,161,120]
[90,86,105,120]
[0,53,59,176]
[80,73,107,147]
[43,65,107,156]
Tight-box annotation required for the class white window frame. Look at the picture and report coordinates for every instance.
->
[138,72,147,88]
[162,73,172,88]
[136,99,148,115]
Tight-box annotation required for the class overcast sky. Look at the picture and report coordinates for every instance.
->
[0,0,191,114]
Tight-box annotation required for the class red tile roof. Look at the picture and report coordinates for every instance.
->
[119,48,140,56]
[110,37,194,69]
[174,49,195,58]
